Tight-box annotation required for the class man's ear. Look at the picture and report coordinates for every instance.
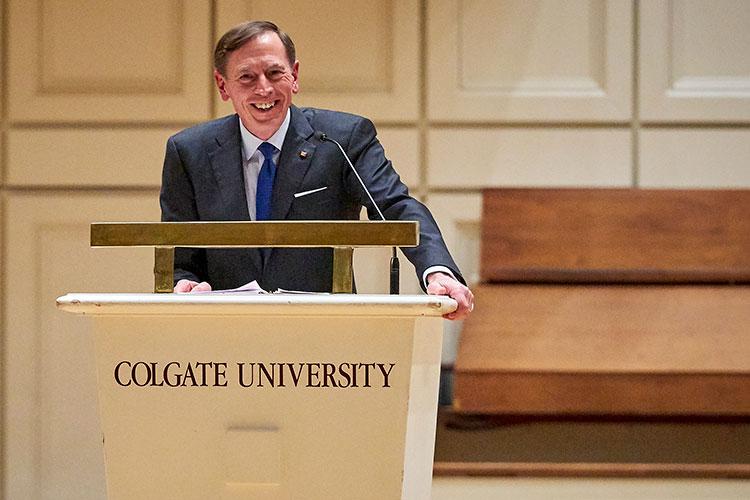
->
[291,61,300,94]
[214,69,230,101]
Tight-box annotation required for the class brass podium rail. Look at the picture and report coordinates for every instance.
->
[91,221,419,293]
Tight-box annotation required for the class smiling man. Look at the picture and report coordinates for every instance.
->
[160,20,474,320]
[214,28,298,141]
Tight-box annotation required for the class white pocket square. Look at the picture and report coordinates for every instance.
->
[294,186,328,198]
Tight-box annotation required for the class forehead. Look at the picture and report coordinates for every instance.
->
[226,32,291,72]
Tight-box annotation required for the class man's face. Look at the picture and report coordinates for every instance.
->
[214,32,299,140]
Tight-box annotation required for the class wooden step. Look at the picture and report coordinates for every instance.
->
[433,410,750,478]
[454,284,750,415]
[481,188,750,283]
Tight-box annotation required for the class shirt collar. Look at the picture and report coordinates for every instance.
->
[239,109,291,161]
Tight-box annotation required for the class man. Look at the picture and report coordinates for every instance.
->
[160,21,473,320]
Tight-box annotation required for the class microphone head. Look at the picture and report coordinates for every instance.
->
[316,131,328,142]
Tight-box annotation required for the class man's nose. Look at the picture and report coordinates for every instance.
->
[254,76,272,95]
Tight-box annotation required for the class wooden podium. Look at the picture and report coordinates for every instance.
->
[57,292,455,499]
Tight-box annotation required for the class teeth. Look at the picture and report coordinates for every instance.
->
[254,102,274,110]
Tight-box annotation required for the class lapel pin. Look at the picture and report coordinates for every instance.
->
[299,150,309,159]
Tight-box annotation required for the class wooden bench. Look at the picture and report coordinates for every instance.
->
[453,188,750,416]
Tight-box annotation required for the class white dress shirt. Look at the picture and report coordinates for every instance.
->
[239,110,290,220]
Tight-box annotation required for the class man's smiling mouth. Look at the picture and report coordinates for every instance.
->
[253,101,275,110]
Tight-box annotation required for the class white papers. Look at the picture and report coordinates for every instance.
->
[194,281,329,295]
[194,280,267,295]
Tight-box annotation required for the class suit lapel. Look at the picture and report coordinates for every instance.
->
[207,115,250,221]
[207,114,263,275]
[271,106,318,220]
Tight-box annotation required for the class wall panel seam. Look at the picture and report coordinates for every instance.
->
[640,122,750,129]
[632,0,640,187]
[1,0,7,186]
[209,0,217,119]
[418,0,427,201]
[1,0,8,496]
[428,123,631,130]
[9,122,200,130]
[0,189,6,498]
[2,186,160,194]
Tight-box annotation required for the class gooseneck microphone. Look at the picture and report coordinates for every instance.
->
[317,132,400,295]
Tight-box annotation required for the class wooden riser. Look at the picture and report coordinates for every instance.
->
[453,372,750,415]
[455,284,750,415]
[433,410,750,478]
[481,188,750,283]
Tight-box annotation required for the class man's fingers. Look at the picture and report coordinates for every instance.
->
[174,280,212,293]
[450,285,473,319]
[427,277,474,321]
[191,281,212,292]
[426,281,448,295]
[174,279,197,293]
[446,292,473,320]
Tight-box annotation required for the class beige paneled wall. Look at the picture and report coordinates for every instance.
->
[0,3,5,498]
[637,0,750,187]
[2,0,749,498]
[4,194,158,498]
[7,128,182,186]
[428,128,632,187]
[640,129,750,187]
[639,0,750,122]
[7,0,212,123]
[427,0,632,122]
[216,0,420,122]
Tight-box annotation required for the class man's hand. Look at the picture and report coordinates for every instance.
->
[174,279,212,293]
[426,272,474,320]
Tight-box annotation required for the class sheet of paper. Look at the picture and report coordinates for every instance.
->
[189,281,330,295]
[193,280,268,294]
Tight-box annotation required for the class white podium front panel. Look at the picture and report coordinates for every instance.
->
[57,294,454,500]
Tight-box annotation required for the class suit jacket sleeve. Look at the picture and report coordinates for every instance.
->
[159,135,208,284]
[343,117,465,289]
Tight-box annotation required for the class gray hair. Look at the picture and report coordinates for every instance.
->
[213,20,296,76]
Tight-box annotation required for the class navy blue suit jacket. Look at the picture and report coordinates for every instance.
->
[160,106,463,292]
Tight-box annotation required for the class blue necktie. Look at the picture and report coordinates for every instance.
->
[256,142,278,221]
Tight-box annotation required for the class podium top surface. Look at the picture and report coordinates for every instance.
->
[56,293,456,317]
